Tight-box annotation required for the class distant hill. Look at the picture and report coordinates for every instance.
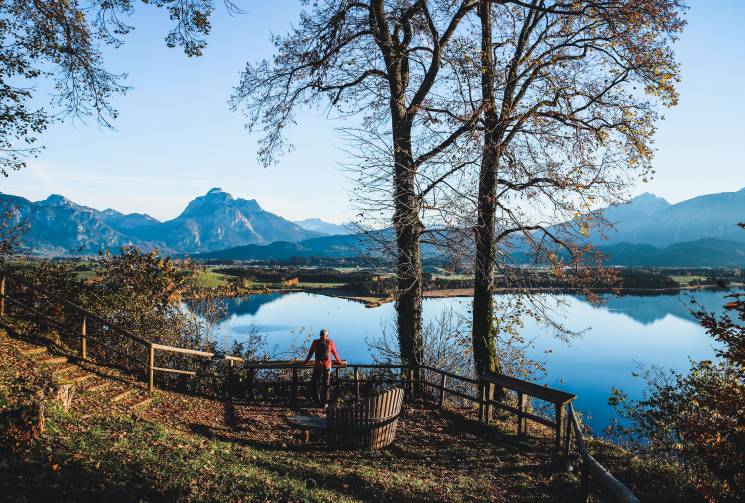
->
[0,188,319,256]
[100,209,160,235]
[293,218,353,236]
[586,189,745,247]
[133,188,319,253]
[196,233,745,267]
[193,233,376,260]
[4,186,745,265]
[598,239,745,267]
[0,193,149,255]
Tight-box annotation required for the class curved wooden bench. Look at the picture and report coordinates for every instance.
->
[286,387,404,450]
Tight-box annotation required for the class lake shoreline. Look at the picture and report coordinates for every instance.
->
[305,284,734,307]
[193,282,740,307]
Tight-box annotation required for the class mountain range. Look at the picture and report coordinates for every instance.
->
[0,188,327,255]
[579,190,745,247]
[195,188,745,266]
[292,218,353,236]
[1,187,744,266]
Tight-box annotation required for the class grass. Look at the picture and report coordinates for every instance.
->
[74,269,97,281]
[1,335,582,502]
[297,282,346,289]
[0,333,704,502]
[189,270,234,288]
[10,404,574,503]
[587,439,703,502]
[235,280,347,290]
[669,275,708,286]
[16,411,349,502]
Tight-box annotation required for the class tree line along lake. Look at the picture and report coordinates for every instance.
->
[210,289,739,434]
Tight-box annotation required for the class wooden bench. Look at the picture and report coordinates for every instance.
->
[286,387,404,450]
[478,372,576,455]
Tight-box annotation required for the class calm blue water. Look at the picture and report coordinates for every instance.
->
[212,290,734,432]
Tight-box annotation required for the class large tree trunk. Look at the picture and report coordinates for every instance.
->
[392,119,424,374]
[472,0,502,378]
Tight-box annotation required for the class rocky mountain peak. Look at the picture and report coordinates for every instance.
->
[627,192,670,215]
[205,187,231,198]
[42,194,73,207]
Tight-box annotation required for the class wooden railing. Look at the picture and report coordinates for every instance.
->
[569,403,640,503]
[417,367,639,502]
[0,271,245,391]
[1,270,639,501]
[0,273,150,369]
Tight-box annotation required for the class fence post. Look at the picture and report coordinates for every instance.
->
[563,412,572,459]
[478,381,485,422]
[248,368,256,402]
[581,461,591,502]
[555,403,566,451]
[226,359,234,399]
[407,367,414,397]
[80,316,87,359]
[484,383,494,424]
[291,366,299,408]
[438,372,447,408]
[517,391,527,437]
[353,366,360,400]
[0,275,5,318]
[148,344,155,392]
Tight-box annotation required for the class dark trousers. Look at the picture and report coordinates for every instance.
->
[310,366,331,405]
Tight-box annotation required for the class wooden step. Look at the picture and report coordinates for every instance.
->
[52,364,78,375]
[130,398,153,410]
[20,346,48,356]
[86,382,111,393]
[38,356,68,365]
[111,390,133,403]
[69,374,94,384]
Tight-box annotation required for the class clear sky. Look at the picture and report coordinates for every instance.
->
[1,0,743,223]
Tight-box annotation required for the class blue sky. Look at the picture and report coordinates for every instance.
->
[1,0,743,223]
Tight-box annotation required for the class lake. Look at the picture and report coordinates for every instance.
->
[211,290,735,433]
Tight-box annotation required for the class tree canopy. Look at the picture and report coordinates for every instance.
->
[0,0,232,176]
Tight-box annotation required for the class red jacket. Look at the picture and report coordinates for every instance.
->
[304,338,341,369]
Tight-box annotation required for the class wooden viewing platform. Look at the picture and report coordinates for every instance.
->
[0,269,639,502]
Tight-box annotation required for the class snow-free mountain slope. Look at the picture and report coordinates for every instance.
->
[293,218,353,236]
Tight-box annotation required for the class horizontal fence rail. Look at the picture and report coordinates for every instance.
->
[0,271,246,391]
[0,270,639,501]
[569,403,640,503]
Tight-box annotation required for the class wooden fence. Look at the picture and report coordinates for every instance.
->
[0,270,639,502]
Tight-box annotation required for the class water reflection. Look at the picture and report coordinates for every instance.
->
[221,293,285,317]
[212,289,738,432]
[600,290,728,325]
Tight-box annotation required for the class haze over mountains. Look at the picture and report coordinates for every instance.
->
[196,188,745,266]
[0,188,323,255]
[584,190,745,247]
[292,218,353,236]
[1,187,744,266]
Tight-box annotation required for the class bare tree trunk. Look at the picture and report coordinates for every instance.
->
[472,0,501,378]
[392,117,424,379]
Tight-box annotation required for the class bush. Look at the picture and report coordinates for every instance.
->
[4,248,251,398]
[610,289,745,501]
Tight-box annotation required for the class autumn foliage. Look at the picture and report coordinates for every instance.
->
[611,227,745,502]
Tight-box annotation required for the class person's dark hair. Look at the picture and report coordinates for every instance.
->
[320,329,328,338]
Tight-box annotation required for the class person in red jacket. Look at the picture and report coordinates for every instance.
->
[303,329,343,405]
